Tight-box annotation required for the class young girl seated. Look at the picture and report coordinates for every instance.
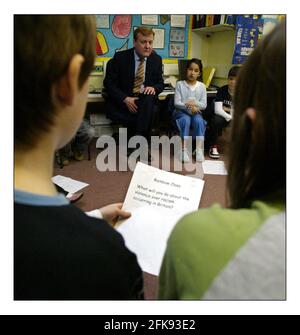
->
[173,58,207,162]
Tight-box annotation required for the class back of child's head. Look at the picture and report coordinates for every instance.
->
[14,15,96,150]
[228,65,240,78]
[228,22,286,208]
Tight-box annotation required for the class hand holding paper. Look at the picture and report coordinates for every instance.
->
[100,203,131,226]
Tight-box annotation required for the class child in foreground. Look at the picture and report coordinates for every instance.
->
[159,22,286,300]
[14,15,143,300]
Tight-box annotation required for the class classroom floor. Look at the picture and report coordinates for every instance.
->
[54,139,228,211]
[53,137,229,299]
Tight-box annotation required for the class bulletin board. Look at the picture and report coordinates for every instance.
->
[232,15,264,64]
[95,14,191,63]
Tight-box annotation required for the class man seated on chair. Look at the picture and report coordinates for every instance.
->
[103,26,164,158]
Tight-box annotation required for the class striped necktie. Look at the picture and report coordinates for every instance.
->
[133,57,145,95]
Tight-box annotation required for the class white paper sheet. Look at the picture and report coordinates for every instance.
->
[202,160,228,175]
[117,162,205,275]
[117,207,182,276]
[52,175,89,194]
[141,15,158,26]
[152,28,165,49]
[122,162,204,217]
[95,15,110,28]
[170,15,186,27]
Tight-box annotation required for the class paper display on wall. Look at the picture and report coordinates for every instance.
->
[152,28,165,49]
[116,162,204,275]
[95,15,110,29]
[141,15,158,26]
[170,15,186,28]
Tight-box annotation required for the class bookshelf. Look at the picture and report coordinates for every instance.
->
[192,24,235,35]
[191,23,236,87]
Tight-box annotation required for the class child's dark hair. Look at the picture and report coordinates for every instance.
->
[228,65,240,78]
[186,58,203,81]
[186,58,203,72]
[228,22,286,208]
[14,15,96,150]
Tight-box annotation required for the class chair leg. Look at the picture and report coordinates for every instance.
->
[88,141,92,161]
[55,151,64,169]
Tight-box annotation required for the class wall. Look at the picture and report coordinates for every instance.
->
[89,17,236,91]
[191,29,235,87]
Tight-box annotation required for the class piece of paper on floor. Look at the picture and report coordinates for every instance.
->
[117,207,183,276]
[202,160,228,175]
[52,175,89,193]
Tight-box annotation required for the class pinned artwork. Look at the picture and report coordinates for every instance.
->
[96,31,108,55]
[112,15,132,38]
[169,42,184,57]
[170,29,185,42]
[160,15,170,25]
[115,39,129,53]
[95,15,190,60]
[95,15,110,29]
[91,61,104,76]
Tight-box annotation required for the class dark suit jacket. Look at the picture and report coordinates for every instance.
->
[103,48,164,104]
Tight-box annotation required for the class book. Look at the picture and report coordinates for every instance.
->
[205,15,214,27]
[213,15,221,26]
[116,162,205,275]
[225,15,236,25]
[202,67,216,88]
[199,15,206,28]
[193,14,200,29]
[220,14,227,24]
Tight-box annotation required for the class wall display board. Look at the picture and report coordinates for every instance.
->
[95,14,191,63]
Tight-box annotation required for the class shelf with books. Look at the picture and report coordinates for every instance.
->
[192,24,235,34]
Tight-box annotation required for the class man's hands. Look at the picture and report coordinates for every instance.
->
[143,86,156,95]
[100,203,131,226]
[124,97,139,113]
[123,86,156,113]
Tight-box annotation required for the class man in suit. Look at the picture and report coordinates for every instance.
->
[103,26,164,157]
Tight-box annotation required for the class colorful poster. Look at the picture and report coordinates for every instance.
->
[232,15,264,64]
[169,42,184,57]
[95,15,190,60]
[96,31,109,55]
[170,29,185,42]
[111,15,132,38]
